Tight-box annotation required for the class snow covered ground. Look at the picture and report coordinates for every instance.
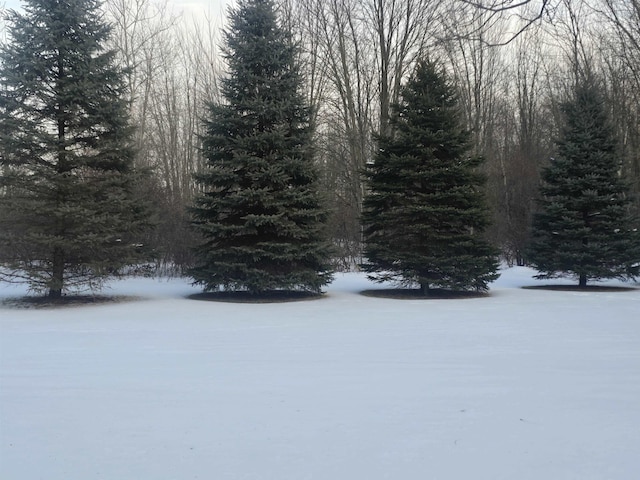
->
[1,267,639,480]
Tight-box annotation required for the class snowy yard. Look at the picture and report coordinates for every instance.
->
[1,267,639,480]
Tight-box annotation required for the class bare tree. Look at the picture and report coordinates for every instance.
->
[280,0,444,265]
[106,0,180,167]
[496,28,553,264]
[441,4,506,155]
[279,0,375,264]
[368,0,440,135]
[105,0,223,269]
[598,0,640,87]
[595,0,640,212]
[456,0,558,45]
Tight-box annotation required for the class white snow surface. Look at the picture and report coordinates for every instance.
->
[1,267,639,479]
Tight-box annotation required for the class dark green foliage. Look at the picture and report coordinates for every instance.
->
[362,60,499,293]
[0,0,152,297]
[189,0,333,294]
[528,81,640,286]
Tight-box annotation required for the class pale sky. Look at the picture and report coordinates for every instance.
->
[3,0,231,16]
[168,0,230,17]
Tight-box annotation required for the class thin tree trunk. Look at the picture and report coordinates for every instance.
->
[50,247,64,298]
[52,53,67,299]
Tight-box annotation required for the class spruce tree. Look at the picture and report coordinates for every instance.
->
[362,59,499,293]
[190,0,333,294]
[0,0,151,298]
[528,80,640,286]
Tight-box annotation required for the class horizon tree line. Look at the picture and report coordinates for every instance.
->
[0,0,639,297]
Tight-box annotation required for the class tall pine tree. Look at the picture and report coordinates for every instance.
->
[190,0,333,294]
[0,0,151,298]
[362,59,499,293]
[528,80,640,286]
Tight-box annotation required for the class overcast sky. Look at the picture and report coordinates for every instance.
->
[167,0,230,16]
[2,0,231,17]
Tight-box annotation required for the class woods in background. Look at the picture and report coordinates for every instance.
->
[1,0,639,290]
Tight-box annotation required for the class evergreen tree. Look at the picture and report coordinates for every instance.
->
[362,59,499,293]
[0,0,151,298]
[190,0,333,294]
[528,80,640,286]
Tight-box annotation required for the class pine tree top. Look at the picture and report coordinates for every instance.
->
[1,0,133,173]
[381,60,473,164]
[220,0,301,112]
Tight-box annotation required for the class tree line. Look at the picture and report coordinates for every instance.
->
[1,0,639,298]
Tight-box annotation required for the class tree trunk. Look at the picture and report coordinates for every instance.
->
[420,282,430,296]
[49,247,64,299]
[579,273,587,288]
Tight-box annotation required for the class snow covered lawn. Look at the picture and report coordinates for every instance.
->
[1,267,639,479]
